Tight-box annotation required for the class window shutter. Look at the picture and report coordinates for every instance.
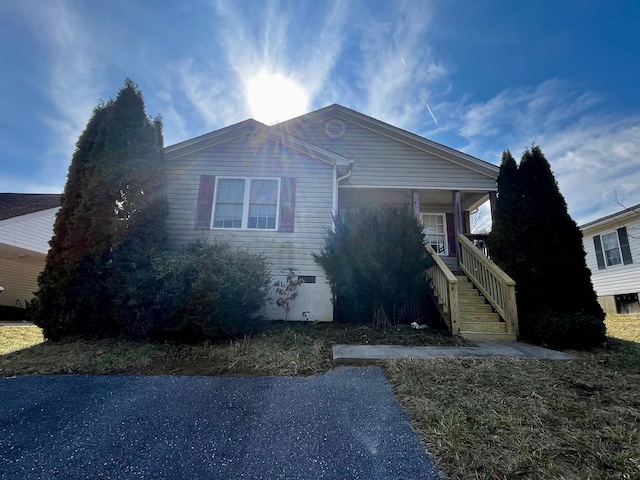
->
[446,213,456,257]
[618,227,633,265]
[195,175,215,229]
[593,235,606,270]
[279,177,296,232]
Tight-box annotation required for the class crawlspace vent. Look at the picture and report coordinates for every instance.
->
[325,119,346,139]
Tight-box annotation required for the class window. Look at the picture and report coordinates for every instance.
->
[593,227,633,270]
[213,177,280,230]
[422,213,447,255]
[601,231,622,267]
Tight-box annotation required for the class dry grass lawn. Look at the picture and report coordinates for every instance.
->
[0,322,459,377]
[385,314,640,479]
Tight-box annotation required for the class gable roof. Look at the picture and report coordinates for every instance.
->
[0,193,61,221]
[165,118,351,167]
[580,203,640,231]
[273,104,499,179]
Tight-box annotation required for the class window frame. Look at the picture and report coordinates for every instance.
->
[212,176,281,230]
[601,230,623,267]
[422,213,448,256]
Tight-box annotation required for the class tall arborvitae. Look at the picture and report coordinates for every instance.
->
[518,146,604,311]
[30,101,112,339]
[31,79,167,339]
[488,150,522,276]
[506,146,605,346]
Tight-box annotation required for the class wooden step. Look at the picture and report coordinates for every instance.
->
[459,331,517,342]
[458,288,481,297]
[459,304,493,314]
[459,312,500,322]
[458,295,487,305]
[459,321,506,333]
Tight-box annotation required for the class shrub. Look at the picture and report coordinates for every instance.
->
[116,240,271,341]
[313,206,432,325]
[528,311,606,349]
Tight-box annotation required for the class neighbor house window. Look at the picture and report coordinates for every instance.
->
[422,213,447,255]
[593,227,633,270]
[213,177,280,230]
[601,231,622,267]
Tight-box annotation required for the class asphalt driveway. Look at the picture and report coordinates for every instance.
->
[0,367,442,479]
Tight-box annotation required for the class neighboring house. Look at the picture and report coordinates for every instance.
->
[581,203,640,314]
[0,193,60,308]
[165,104,517,340]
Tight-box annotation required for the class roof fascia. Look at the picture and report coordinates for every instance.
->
[165,118,350,167]
[580,203,640,232]
[164,119,262,161]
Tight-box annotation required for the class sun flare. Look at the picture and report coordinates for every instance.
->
[246,72,309,125]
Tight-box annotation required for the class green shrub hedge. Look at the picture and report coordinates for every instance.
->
[313,206,432,325]
[116,240,271,341]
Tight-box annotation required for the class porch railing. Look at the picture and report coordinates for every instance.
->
[465,233,490,257]
[424,242,459,335]
[457,234,518,335]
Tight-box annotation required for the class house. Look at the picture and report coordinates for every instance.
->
[0,193,60,309]
[165,104,518,340]
[581,203,640,314]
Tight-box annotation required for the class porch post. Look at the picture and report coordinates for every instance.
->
[489,191,497,222]
[412,190,421,221]
[452,191,463,264]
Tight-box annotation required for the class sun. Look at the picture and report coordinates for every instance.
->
[246,72,309,125]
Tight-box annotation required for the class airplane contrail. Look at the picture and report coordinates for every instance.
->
[425,103,438,126]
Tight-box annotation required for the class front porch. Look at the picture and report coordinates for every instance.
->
[338,186,519,341]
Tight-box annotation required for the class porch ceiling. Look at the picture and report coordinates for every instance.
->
[338,188,489,212]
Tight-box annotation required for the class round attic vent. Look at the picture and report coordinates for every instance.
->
[325,119,345,139]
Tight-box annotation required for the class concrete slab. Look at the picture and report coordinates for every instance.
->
[333,342,575,362]
[0,320,33,326]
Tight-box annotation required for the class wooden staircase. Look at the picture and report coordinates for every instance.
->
[455,274,517,342]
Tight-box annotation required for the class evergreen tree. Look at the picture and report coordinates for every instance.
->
[491,145,605,347]
[488,150,522,275]
[31,79,167,339]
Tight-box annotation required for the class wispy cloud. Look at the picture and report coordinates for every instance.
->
[357,1,447,130]
[455,79,640,224]
[166,0,349,129]
[459,79,601,139]
[24,1,103,166]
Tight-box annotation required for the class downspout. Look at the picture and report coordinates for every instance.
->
[333,162,353,218]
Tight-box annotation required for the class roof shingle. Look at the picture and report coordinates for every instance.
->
[0,193,61,221]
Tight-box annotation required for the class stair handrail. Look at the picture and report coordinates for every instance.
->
[424,242,459,335]
[457,234,518,335]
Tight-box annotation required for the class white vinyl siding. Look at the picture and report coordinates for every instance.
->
[583,217,640,297]
[281,119,497,191]
[0,208,58,254]
[0,256,45,307]
[166,134,334,275]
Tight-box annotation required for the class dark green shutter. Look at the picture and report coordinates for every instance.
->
[593,235,605,270]
[618,227,633,265]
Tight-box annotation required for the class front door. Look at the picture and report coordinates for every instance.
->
[422,213,448,255]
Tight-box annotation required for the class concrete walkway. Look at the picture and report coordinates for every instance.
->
[333,342,575,362]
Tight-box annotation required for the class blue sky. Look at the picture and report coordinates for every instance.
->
[1,0,639,225]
